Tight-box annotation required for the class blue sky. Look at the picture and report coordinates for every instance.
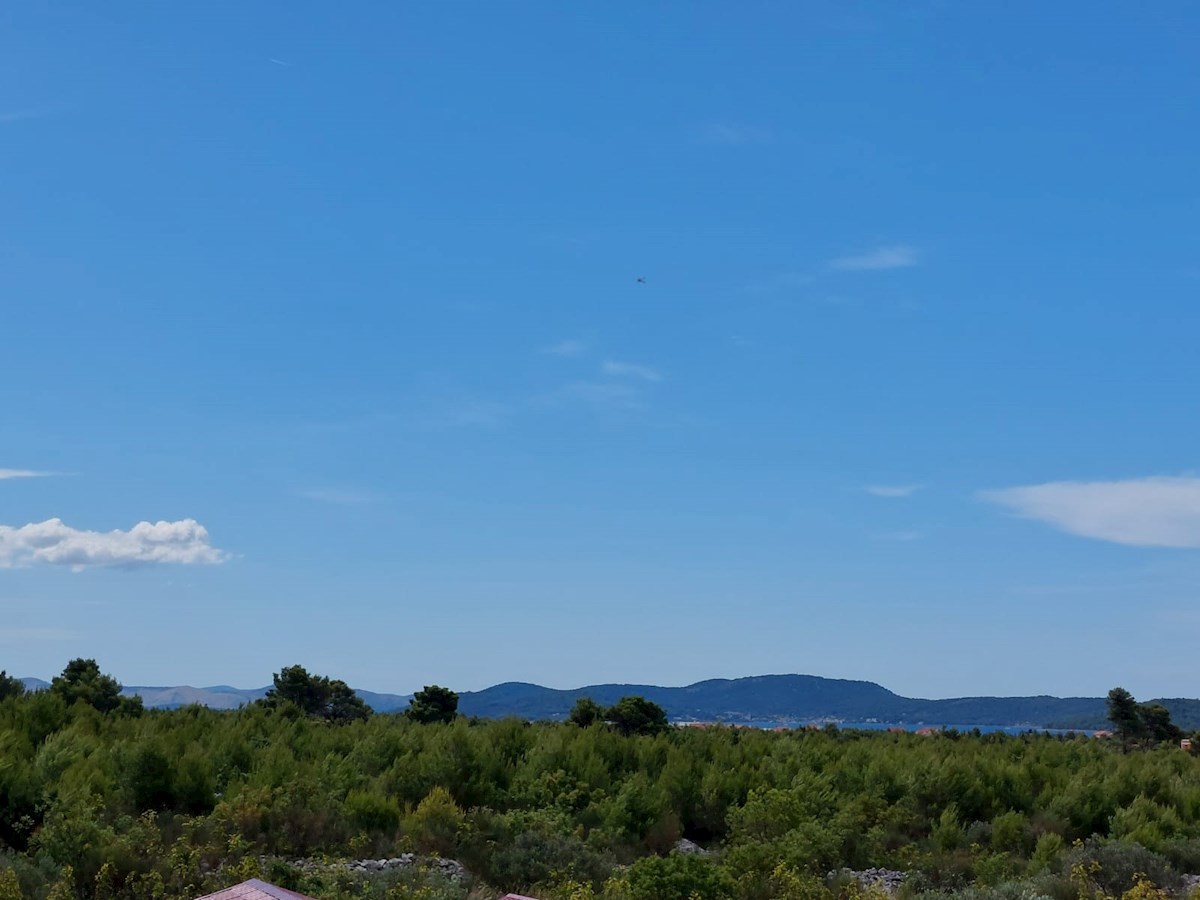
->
[2,3,1199,700]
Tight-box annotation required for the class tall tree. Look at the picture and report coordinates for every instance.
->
[607,695,669,736]
[51,659,125,713]
[1106,687,1144,746]
[262,664,371,723]
[0,671,25,702]
[1139,703,1183,743]
[568,696,606,727]
[324,678,372,724]
[405,685,459,724]
[1106,687,1182,748]
[265,665,324,712]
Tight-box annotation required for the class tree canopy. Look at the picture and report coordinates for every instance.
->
[0,671,1197,900]
[2,662,1199,900]
[50,658,140,715]
[606,695,668,736]
[0,670,25,702]
[262,664,371,724]
[568,696,606,727]
[405,684,459,724]
[1107,687,1182,748]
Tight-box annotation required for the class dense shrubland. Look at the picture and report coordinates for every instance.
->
[2,664,1199,900]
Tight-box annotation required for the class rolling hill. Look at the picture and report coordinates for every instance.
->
[123,684,413,712]
[454,675,1114,727]
[21,678,411,712]
[18,673,1197,729]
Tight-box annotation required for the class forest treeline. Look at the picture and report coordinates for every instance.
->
[2,662,1199,900]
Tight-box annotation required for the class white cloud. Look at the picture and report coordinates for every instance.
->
[980,477,1200,548]
[0,469,54,480]
[865,484,922,498]
[601,360,662,382]
[544,339,587,357]
[830,245,918,271]
[0,518,227,569]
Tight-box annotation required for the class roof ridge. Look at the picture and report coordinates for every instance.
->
[193,879,319,900]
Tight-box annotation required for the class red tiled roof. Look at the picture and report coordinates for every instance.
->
[194,879,318,900]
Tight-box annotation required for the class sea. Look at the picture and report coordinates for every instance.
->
[674,721,1086,735]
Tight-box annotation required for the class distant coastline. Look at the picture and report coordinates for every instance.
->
[21,672,1195,730]
[672,720,1091,735]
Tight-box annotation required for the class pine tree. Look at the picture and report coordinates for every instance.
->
[1107,687,1144,747]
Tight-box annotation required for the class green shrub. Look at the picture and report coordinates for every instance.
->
[1029,833,1065,873]
[344,790,402,834]
[624,853,731,900]
[407,786,465,856]
[1062,838,1180,896]
[484,825,613,891]
[992,811,1032,854]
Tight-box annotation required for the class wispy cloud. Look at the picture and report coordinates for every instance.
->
[544,339,587,358]
[411,389,512,429]
[0,518,228,569]
[699,122,773,147]
[830,245,918,272]
[865,484,922,498]
[601,360,662,382]
[980,476,1200,548]
[297,488,378,505]
[0,469,55,480]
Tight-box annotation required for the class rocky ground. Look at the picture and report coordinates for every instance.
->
[262,854,468,882]
[829,867,907,896]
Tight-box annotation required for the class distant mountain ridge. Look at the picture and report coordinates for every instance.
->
[457,674,901,722]
[17,673,1199,729]
[120,685,414,713]
[19,678,412,713]
[456,675,1121,728]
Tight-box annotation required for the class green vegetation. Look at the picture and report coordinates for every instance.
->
[603,696,668,737]
[49,660,141,717]
[568,697,606,728]
[1108,688,1184,749]
[262,665,371,725]
[567,696,668,735]
[0,672,23,703]
[2,663,1200,900]
[403,685,459,725]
